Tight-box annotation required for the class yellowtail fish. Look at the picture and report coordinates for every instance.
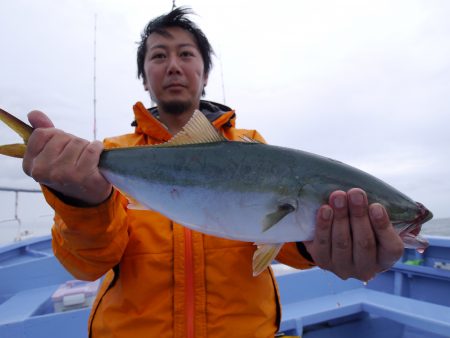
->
[0,108,433,276]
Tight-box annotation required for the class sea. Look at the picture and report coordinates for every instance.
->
[420,217,450,237]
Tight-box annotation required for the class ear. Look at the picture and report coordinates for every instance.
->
[203,73,209,87]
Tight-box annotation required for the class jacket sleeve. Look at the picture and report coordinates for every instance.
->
[44,186,129,281]
[276,242,316,270]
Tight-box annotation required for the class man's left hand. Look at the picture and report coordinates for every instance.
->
[304,188,404,281]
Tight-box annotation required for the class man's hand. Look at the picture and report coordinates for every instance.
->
[304,188,404,281]
[22,110,112,206]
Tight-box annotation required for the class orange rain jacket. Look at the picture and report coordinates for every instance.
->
[44,101,315,338]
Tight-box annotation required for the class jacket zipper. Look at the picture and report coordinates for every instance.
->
[184,227,195,338]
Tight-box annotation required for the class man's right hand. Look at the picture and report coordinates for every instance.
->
[22,110,112,206]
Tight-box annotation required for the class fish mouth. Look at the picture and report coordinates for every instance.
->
[415,201,433,224]
[391,202,433,250]
[393,202,433,233]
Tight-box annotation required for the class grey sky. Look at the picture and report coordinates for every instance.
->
[0,0,449,238]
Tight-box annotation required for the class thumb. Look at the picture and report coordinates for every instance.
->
[28,110,55,128]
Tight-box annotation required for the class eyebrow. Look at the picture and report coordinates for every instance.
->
[149,43,197,51]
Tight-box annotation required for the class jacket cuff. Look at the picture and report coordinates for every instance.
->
[41,185,120,229]
[44,186,113,208]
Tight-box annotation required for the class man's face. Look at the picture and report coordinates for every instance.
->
[143,26,208,115]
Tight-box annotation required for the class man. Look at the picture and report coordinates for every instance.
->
[22,7,403,338]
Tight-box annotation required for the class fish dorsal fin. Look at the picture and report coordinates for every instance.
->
[239,135,262,144]
[158,110,226,147]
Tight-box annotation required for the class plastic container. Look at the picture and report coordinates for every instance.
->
[51,279,100,312]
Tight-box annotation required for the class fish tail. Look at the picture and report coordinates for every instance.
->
[0,108,33,158]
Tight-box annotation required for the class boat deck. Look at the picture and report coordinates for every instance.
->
[1,235,450,338]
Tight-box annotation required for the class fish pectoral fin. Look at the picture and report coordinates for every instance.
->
[157,110,227,147]
[0,144,27,158]
[115,188,149,210]
[126,195,148,210]
[262,203,296,232]
[127,200,149,210]
[400,232,429,250]
[252,243,284,277]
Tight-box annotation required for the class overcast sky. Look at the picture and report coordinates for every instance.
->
[0,0,449,240]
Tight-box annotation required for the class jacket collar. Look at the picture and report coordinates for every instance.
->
[132,100,236,142]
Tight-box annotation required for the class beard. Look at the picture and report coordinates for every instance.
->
[158,99,193,116]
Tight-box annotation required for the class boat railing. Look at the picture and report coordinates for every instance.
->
[0,186,44,242]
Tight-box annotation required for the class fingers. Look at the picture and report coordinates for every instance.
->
[23,110,57,175]
[28,110,55,128]
[23,128,59,176]
[309,188,399,282]
[77,140,104,170]
[369,203,404,270]
[329,191,353,279]
[22,120,110,204]
[304,205,333,268]
[21,110,111,205]
[347,188,377,281]
[23,129,73,178]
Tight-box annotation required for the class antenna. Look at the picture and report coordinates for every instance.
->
[93,13,98,141]
[219,55,227,104]
[172,0,176,10]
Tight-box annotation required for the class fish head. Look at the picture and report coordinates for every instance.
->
[391,201,433,251]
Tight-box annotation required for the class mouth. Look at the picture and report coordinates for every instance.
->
[164,83,186,90]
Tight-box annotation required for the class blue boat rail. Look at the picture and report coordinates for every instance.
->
[276,236,450,337]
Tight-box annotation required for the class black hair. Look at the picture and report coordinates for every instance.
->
[137,7,214,82]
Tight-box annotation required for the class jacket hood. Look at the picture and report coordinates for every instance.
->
[130,100,236,143]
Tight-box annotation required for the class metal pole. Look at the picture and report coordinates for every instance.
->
[93,13,98,141]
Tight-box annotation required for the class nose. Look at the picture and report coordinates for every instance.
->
[167,56,182,75]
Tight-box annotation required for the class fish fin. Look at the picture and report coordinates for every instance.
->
[158,110,227,147]
[239,135,262,143]
[0,144,27,158]
[115,188,149,210]
[127,200,149,210]
[0,108,34,158]
[262,203,296,232]
[401,232,429,251]
[253,243,284,276]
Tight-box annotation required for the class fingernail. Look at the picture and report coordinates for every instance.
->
[370,204,384,220]
[350,191,364,205]
[321,207,332,220]
[334,195,345,208]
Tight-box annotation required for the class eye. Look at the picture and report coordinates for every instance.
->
[151,53,166,60]
[180,50,195,58]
